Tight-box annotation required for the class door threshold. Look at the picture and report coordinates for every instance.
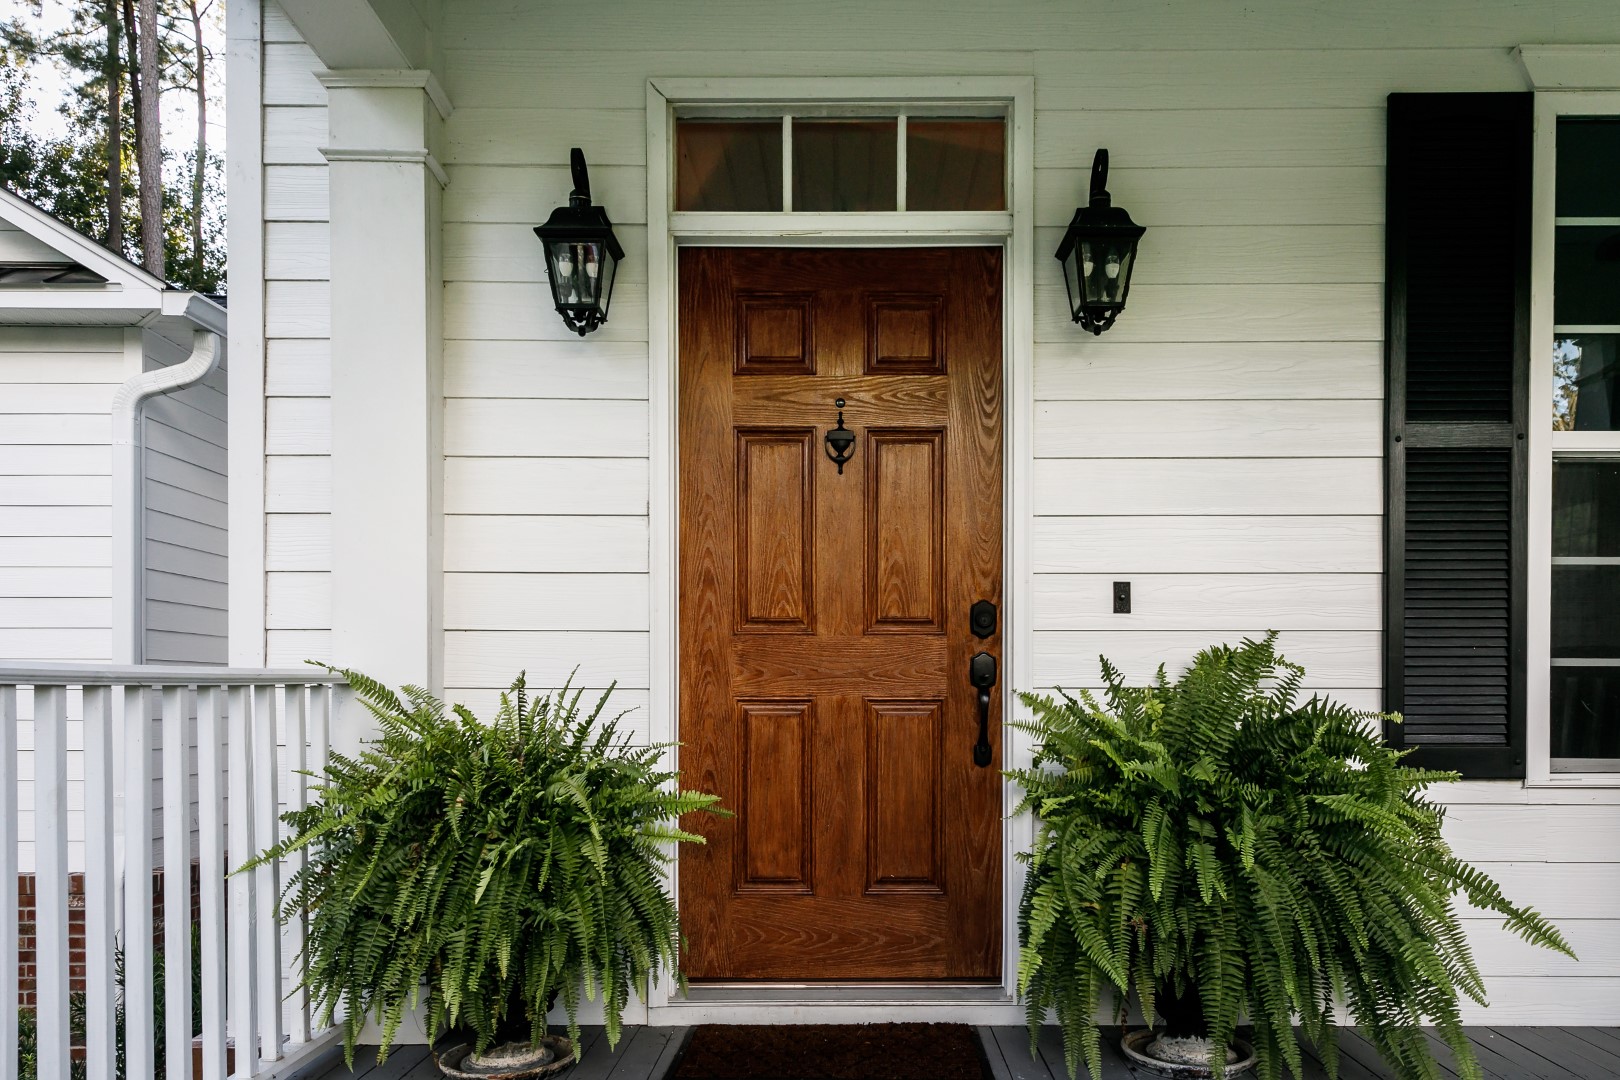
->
[673,983,1013,1005]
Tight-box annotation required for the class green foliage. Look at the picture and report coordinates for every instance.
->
[248,670,726,1067]
[1011,633,1574,1080]
[18,928,200,1080]
[0,3,225,290]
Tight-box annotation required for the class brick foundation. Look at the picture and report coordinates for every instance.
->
[17,862,203,1008]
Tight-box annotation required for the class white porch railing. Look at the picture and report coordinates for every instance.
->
[1,664,350,1080]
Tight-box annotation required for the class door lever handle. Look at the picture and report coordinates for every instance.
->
[969,651,997,768]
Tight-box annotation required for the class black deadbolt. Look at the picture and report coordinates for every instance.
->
[970,599,997,639]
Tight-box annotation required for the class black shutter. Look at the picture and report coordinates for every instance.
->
[1385,93,1531,778]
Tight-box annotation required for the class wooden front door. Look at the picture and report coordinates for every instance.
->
[677,247,1003,981]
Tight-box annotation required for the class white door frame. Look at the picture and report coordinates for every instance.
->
[644,76,1036,1024]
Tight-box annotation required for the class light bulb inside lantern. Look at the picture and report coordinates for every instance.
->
[1104,254,1121,280]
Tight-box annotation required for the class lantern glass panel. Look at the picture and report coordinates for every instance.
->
[548,240,612,308]
[1077,239,1136,306]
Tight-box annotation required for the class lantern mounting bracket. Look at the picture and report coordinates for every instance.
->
[1054,147,1146,336]
[533,147,627,337]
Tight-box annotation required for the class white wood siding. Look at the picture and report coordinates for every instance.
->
[141,328,229,664]
[0,326,122,661]
[260,0,333,670]
[243,0,1620,1016]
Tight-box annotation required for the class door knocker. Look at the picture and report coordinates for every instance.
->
[824,398,856,474]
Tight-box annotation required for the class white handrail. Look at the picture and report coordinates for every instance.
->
[2,664,347,1080]
[0,663,345,685]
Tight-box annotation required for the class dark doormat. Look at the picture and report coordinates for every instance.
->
[668,1023,992,1080]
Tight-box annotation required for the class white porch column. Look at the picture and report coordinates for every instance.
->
[320,72,450,732]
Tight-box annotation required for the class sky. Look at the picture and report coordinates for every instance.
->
[3,0,227,151]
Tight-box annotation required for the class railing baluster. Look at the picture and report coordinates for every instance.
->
[82,685,118,1080]
[0,684,16,1080]
[163,685,196,1080]
[0,664,347,1078]
[197,687,229,1080]
[227,684,259,1077]
[124,684,156,1080]
[282,683,311,1043]
[34,685,70,1080]
[252,684,284,1062]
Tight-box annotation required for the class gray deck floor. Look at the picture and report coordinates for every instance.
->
[980,1026,1620,1080]
[317,1026,1620,1080]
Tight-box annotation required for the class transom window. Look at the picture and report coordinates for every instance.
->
[1549,114,1620,772]
[674,110,1007,214]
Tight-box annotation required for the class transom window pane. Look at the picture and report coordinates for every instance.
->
[672,114,1007,214]
[906,119,1006,211]
[793,119,898,212]
[676,120,783,212]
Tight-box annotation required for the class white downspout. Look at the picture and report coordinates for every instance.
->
[110,328,222,664]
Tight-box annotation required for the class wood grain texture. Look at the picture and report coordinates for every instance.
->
[678,247,1002,981]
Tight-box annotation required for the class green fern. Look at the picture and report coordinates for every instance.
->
[1010,633,1574,1080]
[244,670,726,1067]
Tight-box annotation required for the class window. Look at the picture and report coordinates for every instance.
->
[674,112,1006,214]
[1547,114,1620,773]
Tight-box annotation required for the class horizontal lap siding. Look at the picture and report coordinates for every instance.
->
[252,1,1620,1013]
[0,326,121,660]
[261,0,332,666]
[141,328,229,663]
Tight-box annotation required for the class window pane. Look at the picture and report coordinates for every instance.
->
[1554,459,1620,557]
[677,120,783,212]
[1557,117,1620,217]
[1553,566,1620,655]
[1554,335,1620,430]
[793,119,897,212]
[906,119,1006,212]
[1555,226,1620,325]
[1552,667,1620,761]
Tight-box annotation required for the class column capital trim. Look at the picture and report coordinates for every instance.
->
[319,146,450,188]
[317,68,453,119]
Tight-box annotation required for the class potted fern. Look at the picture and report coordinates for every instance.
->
[1012,633,1574,1080]
[249,670,724,1074]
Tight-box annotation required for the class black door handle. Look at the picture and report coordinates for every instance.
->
[970,651,997,767]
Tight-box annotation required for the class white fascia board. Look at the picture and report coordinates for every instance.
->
[0,186,168,295]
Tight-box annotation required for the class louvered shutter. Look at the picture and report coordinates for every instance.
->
[1385,93,1532,778]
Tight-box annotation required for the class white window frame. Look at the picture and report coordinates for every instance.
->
[1528,89,1620,785]
[644,75,1036,1022]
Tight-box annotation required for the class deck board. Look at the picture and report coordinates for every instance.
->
[1494,1027,1620,1080]
[310,1027,1620,1080]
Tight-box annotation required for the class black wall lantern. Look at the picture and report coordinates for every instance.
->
[1054,149,1146,335]
[533,148,625,336]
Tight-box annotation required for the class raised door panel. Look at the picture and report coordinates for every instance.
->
[865,700,944,895]
[866,430,946,633]
[735,430,815,632]
[736,293,815,375]
[736,701,813,894]
[868,294,945,374]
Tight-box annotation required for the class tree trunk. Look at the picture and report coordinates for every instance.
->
[102,0,123,252]
[136,0,162,279]
[187,0,206,282]
[122,0,140,154]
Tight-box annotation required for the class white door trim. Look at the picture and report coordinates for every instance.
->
[644,75,1036,1023]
